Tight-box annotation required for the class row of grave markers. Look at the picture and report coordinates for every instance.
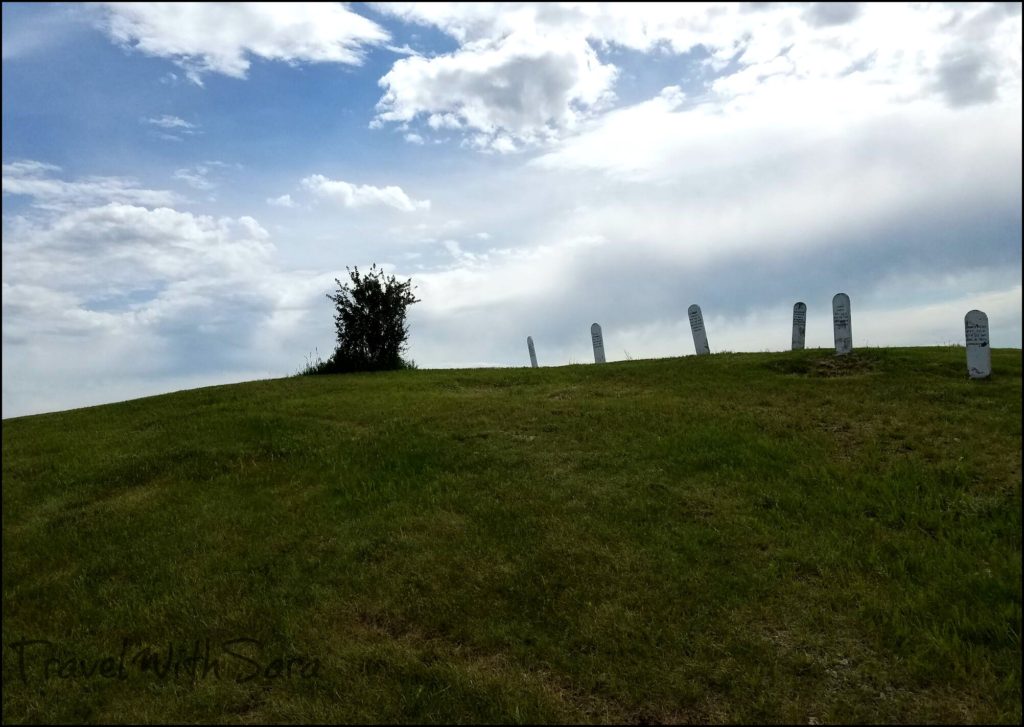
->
[528,294,993,379]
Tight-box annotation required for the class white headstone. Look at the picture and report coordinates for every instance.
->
[688,304,710,355]
[591,323,606,363]
[832,293,852,356]
[527,336,538,368]
[792,302,806,350]
[964,310,991,379]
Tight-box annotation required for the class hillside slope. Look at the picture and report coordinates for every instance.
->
[3,347,1021,723]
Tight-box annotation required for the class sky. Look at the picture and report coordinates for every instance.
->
[2,2,1022,419]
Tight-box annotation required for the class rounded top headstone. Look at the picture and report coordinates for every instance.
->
[964,309,991,379]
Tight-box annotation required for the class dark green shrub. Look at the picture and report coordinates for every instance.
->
[305,264,419,375]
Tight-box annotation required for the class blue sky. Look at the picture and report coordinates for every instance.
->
[2,2,1021,418]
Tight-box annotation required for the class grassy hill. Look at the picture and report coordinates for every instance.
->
[3,346,1021,724]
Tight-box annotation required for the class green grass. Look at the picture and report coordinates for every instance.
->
[3,347,1021,724]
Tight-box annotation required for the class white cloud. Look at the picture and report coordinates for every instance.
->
[372,2,1022,150]
[0,179,338,418]
[145,114,198,131]
[173,167,214,191]
[2,160,183,210]
[267,193,296,208]
[4,204,273,295]
[375,28,617,151]
[100,2,389,84]
[171,162,239,192]
[534,80,1022,192]
[1,160,61,176]
[301,174,430,212]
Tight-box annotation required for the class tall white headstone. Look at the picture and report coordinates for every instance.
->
[964,310,991,379]
[527,336,538,368]
[832,293,852,356]
[591,323,606,364]
[792,302,807,350]
[688,304,710,355]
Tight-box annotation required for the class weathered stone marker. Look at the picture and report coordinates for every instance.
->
[527,336,538,368]
[688,304,710,355]
[792,302,806,350]
[964,310,991,379]
[832,293,852,355]
[591,323,606,363]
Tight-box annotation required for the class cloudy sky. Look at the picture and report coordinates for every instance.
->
[2,2,1021,418]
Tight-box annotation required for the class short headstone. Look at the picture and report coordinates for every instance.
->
[688,304,710,355]
[792,302,806,350]
[527,336,538,368]
[964,310,991,379]
[591,323,606,364]
[832,293,852,355]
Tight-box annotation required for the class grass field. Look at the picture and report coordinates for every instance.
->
[2,346,1021,724]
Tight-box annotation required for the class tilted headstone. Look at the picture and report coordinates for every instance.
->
[964,310,991,379]
[591,323,606,363]
[688,304,710,355]
[792,302,807,350]
[832,293,852,355]
[527,336,538,368]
